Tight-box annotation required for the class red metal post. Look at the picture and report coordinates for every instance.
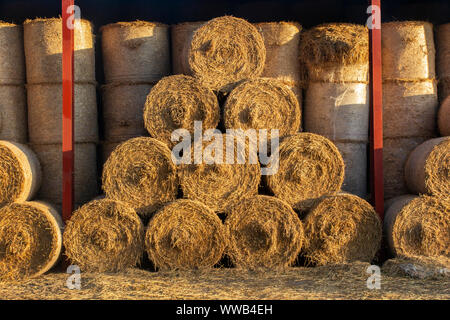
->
[369,0,384,219]
[62,0,75,222]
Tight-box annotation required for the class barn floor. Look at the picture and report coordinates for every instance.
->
[1,262,448,300]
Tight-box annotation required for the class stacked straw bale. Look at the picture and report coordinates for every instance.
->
[0,201,63,281]
[100,21,170,157]
[438,96,450,136]
[384,195,449,259]
[265,133,345,212]
[145,199,227,270]
[433,23,449,102]
[63,199,144,272]
[254,22,304,106]
[0,141,41,205]
[302,193,382,266]
[171,22,205,75]
[300,23,370,198]
[0,22,27,143]
[187,16,266,93]
[225,195,303,269]
[24,18,99,207]
[382,21,439,199]
[143,75,220,147]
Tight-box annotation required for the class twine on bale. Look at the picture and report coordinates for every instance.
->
[265,133,345,212]
[223,78,301,140]
[0,85,27,143]
[0,201,63,281]
[0,141,41,205]
[143,75,220,146]
[179,134,260,213]
[101,21,170,83]
[23,18,95,84]
[102,82,153,141]
[171,21,205,75]
[102,137,178,217]
[382,21,435,81]
[225,195,303,269]
[384,195,449,258]
[405,137,450,198]
[302,193,382,266]
[0,22,25,85]
[63,199,144,272]
[145,199,227,270]
[299,23,369,82]
[188,16,266,92]
[438,96,450,136]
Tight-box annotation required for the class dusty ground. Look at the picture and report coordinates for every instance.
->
[0,262,448,300]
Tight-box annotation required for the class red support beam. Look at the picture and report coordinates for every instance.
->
[62,0,75,222]
[368,0,384,219]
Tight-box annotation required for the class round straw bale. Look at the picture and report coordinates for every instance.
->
[0,141,41,205]
[438,96,450,136]
[27,83,98,144]
[302,193,382,266]
[439,77,450,102]
[31,143,98,205]
[382,21,435,80]
[223,78,301,140]
[254,22,303,86]
[384,195,449,258]
[101,21,170,83]
[0,22,25,85]
[436,23,450,79]
[383,137,429,199]
[143,75,220,146]
[179,134,260,213]
[383,80,438,138]
[0,85,27,143]
[102,137,178,217]
[102,82,153,142]
[265,133,345,212]
[334,142,368,199]
[145,199,226,270]
[405,137,450,197]
[188,16,266,92]
[23,18,95,84]
[63,199,144,272]
[0,201,63,281]
[225,195,303,269]
[171,22,205,75]
[299,23,369,82]
[304,82,369,142]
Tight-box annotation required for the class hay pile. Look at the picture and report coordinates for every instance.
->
[102,137,178,217]
[300,23,370,198]
[0,141,41,205]
[436,23,450,101]
[63,199,144,272]
[179,134,260,213]
[384,195,449,259]
[24,18,98,207]
[266,133,345,212]
[225,195,303,269]
[404,137,450,198]
[302,194,382,266]
[171,22,205,75]
[145,199,227,270]
[382,21,438,199]
[438,96,450,136]
[143,75,220,146]
[101,21,170,149]
[223,78,301,140]
[0,201,63,281]
[0,22,26,143]
[188,16,266,92]
[31,143,98,206]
